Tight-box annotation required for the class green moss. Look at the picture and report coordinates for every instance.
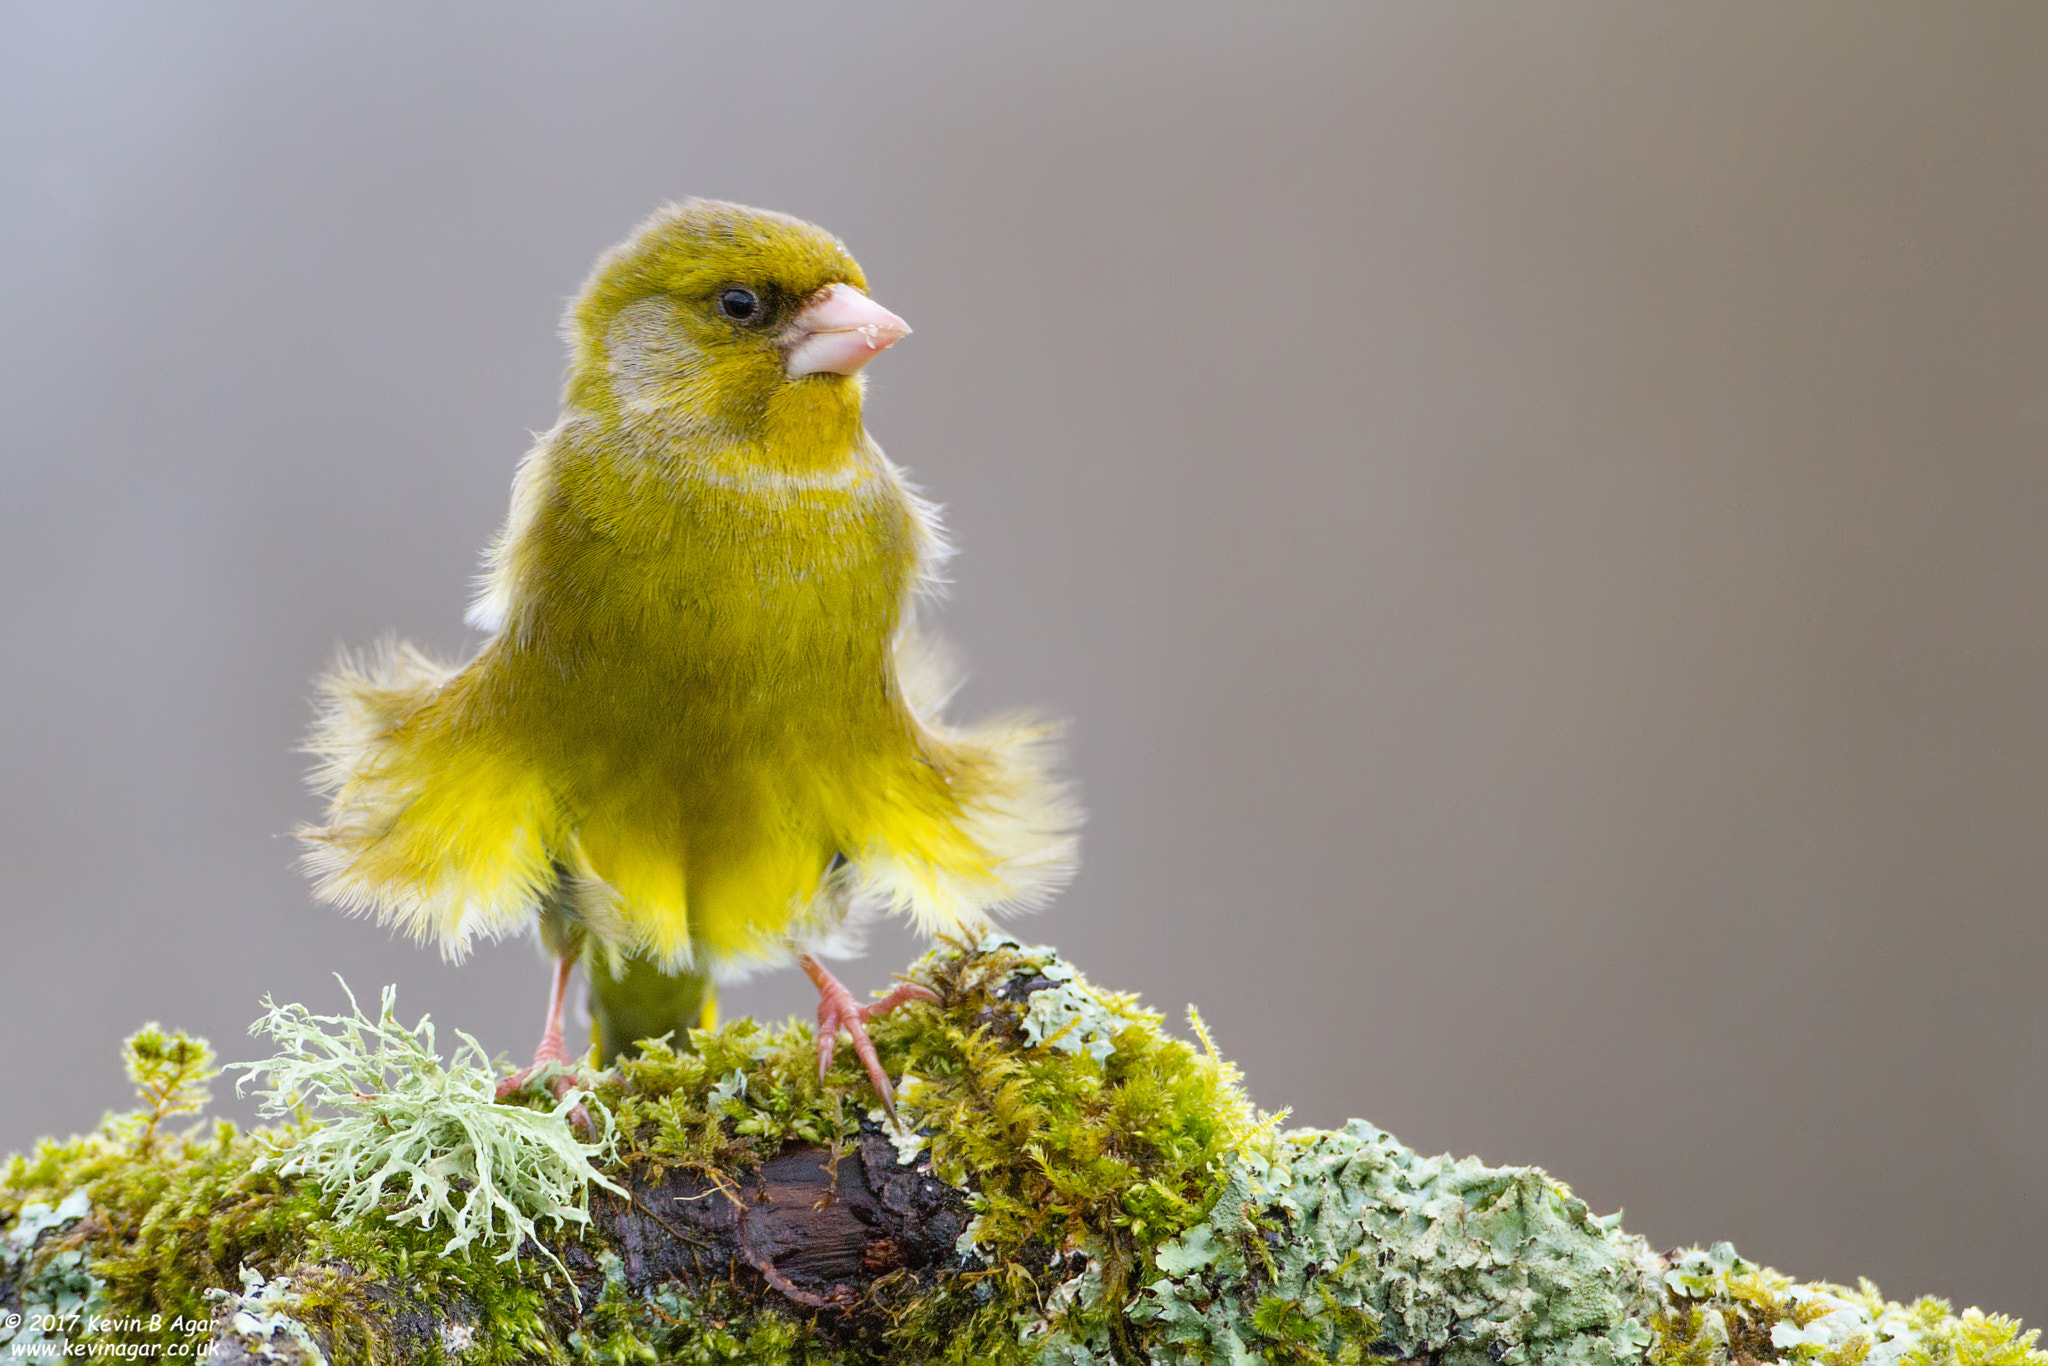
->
[584,935,1259,1364]
[110,1025,217,1159]
[883,939,1262,1361]
[2,1026,314,1358]
[560,1253,815,1366]
[4,939,2045,1366]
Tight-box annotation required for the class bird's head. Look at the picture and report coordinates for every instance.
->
[562,199,910,452]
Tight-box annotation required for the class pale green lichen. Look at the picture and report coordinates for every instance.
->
[232,980,623,1276]
[1,1189,110,1361]
[208,1265,329,1366]
[1653,1241,2046,1366]
[1017,955,1122,1064]
[1129,1121,1660,1365]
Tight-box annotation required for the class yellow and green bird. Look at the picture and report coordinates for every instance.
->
[300,199,1078,1115]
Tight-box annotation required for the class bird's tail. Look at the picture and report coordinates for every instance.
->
[583,952,718,1064]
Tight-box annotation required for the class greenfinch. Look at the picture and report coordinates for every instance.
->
[300,200,1078,1116]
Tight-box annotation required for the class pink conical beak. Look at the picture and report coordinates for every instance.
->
[785,282,911,377]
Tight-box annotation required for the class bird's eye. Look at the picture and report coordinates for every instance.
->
[717,287,760,321]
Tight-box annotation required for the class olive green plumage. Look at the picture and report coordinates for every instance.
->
[300,200,1078,1059]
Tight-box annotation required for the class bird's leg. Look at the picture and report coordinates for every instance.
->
[802,954,939,1125]
[496,955,591,1127]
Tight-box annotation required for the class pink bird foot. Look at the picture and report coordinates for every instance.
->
[496,955,592,1130]
[802,954,939,1125]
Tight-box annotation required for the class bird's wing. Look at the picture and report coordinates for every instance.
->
[299,639,558,958]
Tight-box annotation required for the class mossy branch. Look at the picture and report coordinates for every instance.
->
[2,938,2042,1366]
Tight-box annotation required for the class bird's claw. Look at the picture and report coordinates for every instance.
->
[804,958,938,1126]
[496,1040,593,1132]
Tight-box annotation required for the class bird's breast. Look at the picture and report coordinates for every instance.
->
[503,446,920,773]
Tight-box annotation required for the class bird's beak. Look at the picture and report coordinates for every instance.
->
[785,283,911,378]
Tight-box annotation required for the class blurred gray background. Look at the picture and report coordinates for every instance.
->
[4,1,2045,1324]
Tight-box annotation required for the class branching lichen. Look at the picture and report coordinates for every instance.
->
[2,940,2043,1366]
[233,980,624,1275]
